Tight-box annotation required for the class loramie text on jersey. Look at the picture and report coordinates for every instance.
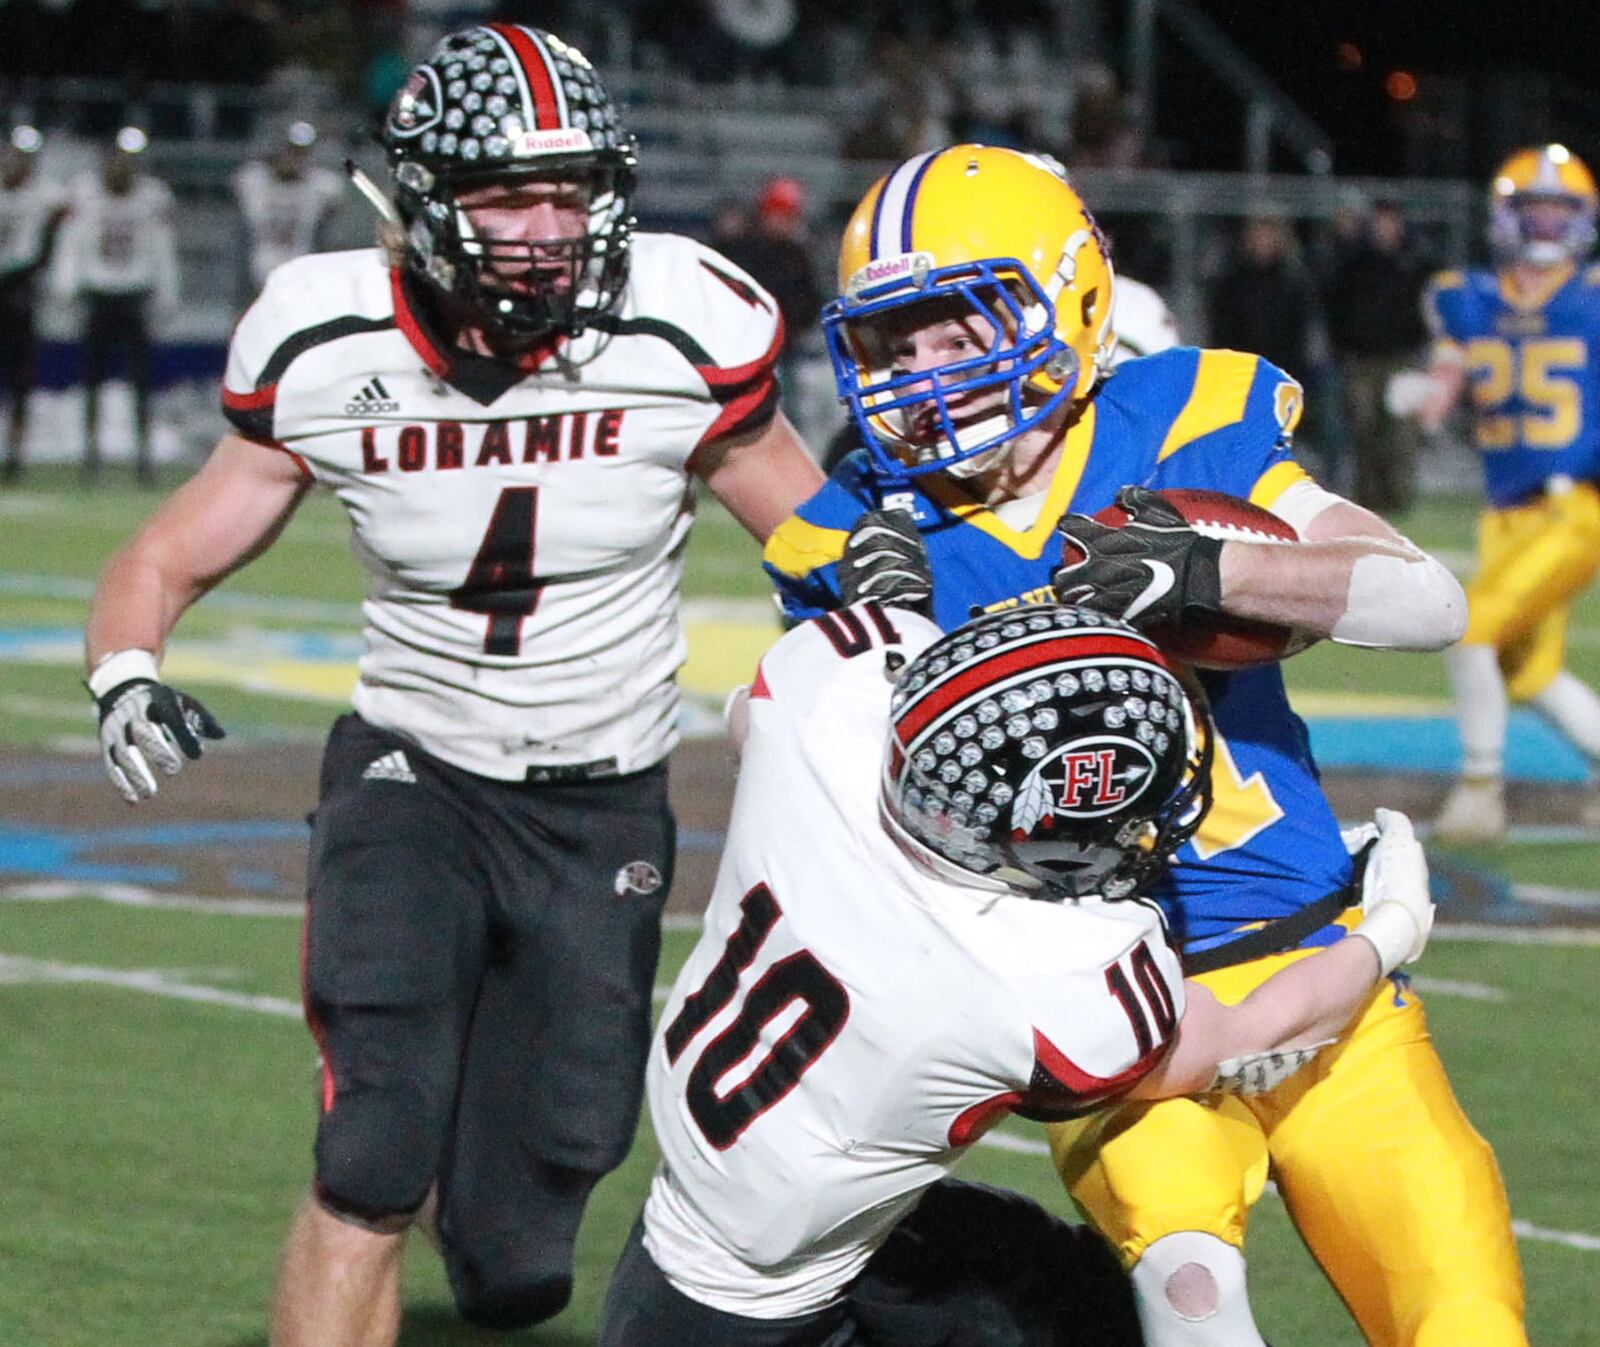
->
[359,410,626,473]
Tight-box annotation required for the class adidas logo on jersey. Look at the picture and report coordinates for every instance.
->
[345,378,400,416]
[361,750,416,784]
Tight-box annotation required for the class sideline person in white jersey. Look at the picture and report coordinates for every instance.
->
[81,23,822,1347]
[232,120,343,293]
[1109,274,1180,364]
[600,600,1435,1346]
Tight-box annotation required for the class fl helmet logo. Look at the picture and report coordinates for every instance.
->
[389,68,443,139]
[1011,736,1157,834]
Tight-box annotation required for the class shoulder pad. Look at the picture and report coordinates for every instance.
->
[627,232,784,377]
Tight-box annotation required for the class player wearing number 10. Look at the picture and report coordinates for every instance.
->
[766,146,1523,1347]
[1413,145,1600,842]
[80,24,820,1347]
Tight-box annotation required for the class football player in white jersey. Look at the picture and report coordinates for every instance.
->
[80,24,822,1347]
[0,125,68,481]
[232,121,344,292]
[599,601,1435,1346]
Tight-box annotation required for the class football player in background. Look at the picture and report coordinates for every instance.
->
[600,601,1436,1347]
[1401,145,1600,842]
[80,25,820,1347]
[55,126,179,485]
[232,121,343,294]
[764,147,1525,1347]
[0,124,68,482]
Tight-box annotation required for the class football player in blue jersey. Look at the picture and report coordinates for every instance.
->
[1404,145,1600,842]
[763,146,1528,1347]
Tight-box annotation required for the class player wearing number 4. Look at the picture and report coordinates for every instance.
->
[1395,145,1600,842]
[601,601,1437,1346]
[80,25,820,1347]
[765,146,1526,1347]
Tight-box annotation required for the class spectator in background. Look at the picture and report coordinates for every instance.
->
[233,121,343,296]
[56,128,179,486]
[0,126,68,483]
[713,176,823,414]
[1322,200,1430,514]
[1206,211,1321,383]
[708,197,750,255]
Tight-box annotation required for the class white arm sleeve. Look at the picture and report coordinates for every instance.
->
[1331,549,1467,650]
[1265,479,1467,651]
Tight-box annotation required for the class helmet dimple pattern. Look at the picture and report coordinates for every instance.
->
[885,605,1203,899]
[386,26,630,178]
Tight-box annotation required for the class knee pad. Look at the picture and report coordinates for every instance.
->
[314,1083,441,1223]
[1129,1232,1268,1347]
[451,1256,573,1331]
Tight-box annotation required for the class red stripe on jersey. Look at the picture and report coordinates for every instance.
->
[699,259,773,314]
[1030,1025,1163,1109]
[948,1090,1024,1147]
[688,378,778,465]
[696,314,785,390]
[222,384,276,411]
[749,665,773,700]
[894,635,1168,745]
[390,268,452,378]
[490,23,560,130]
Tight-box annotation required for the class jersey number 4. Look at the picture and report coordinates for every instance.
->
[663,883,850,1150]
[450,486,544,656]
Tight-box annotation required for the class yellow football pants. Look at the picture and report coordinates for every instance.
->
[1461,482,1600,700]
[1048,941,1527,1347]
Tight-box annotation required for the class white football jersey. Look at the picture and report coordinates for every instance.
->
[0,172,67,281]
[57,173,178,304]
[1110,275,1180,364]
[222,236,782,779]
[233,161,344,288]
[644,604,1185,1319]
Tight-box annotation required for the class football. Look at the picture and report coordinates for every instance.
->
[1083,487,1319,670]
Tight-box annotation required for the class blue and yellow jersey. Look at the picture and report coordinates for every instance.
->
[764,347,1352,950]
[1425,263,1600,507]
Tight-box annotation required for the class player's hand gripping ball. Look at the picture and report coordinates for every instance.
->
[1054,486,1317,670]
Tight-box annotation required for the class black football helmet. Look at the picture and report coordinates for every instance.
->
[379,24,637,336]
[883,605,1212,901]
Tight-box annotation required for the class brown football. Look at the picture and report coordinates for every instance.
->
[1080,487,1319,670]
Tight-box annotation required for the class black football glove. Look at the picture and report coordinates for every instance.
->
[89,671,225,804]
[838,509,934,616]
[1052,486,1224,628]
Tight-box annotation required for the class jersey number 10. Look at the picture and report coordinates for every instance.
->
[663,883,851,1150]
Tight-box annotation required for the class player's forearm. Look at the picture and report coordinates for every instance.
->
[1219,935,1381,1057]
[1217,537,1466,649]
[85,538,204,668]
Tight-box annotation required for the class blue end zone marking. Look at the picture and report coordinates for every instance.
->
[1307,711,1590,783]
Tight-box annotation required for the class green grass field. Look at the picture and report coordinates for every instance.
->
[2,466,1597,1345]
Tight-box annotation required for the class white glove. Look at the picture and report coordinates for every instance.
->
[87,649,225,804]
[1350,807,1434,976]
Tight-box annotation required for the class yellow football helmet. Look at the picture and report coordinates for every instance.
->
[823,145,1116,479]
[1489,144,1598,267]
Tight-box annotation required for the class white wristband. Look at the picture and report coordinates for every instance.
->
[87,648,161,700]
[1351,902,1421,978]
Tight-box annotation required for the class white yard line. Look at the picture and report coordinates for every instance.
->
[0,953,302,1017]
[0,881,305,918]
[1407,975,1508,1002]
